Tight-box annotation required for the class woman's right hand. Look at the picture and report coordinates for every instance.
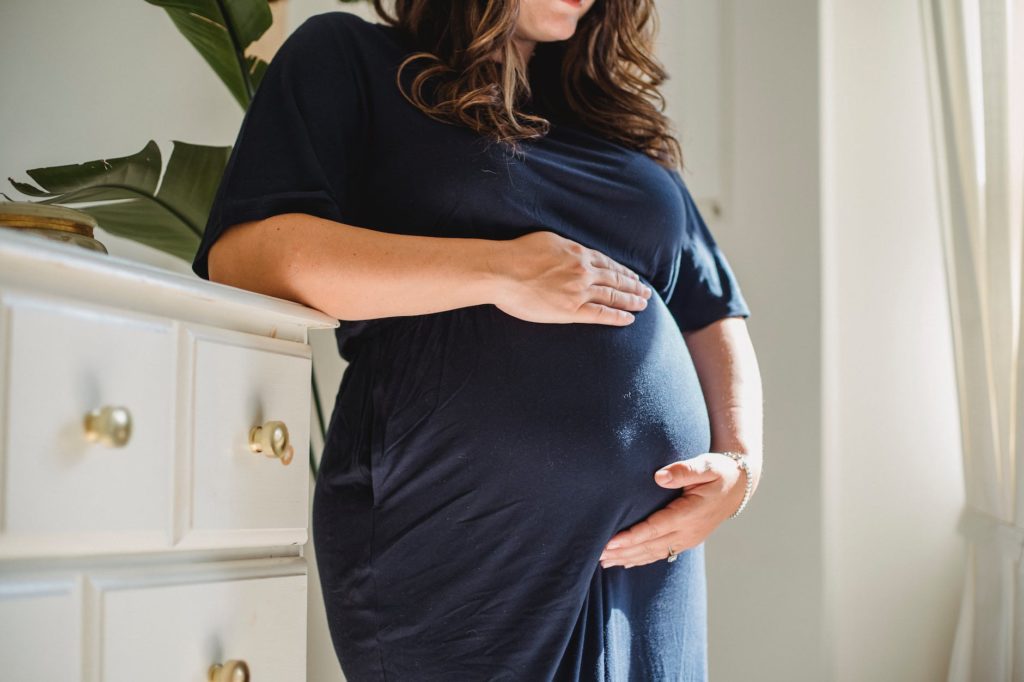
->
[490,231,653,325]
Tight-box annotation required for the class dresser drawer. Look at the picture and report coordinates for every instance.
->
[0,295,174,556]
[0,575,82,681]
[180,327,311,548]
[97,564,306,681]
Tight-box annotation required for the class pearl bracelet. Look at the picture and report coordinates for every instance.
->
[720,451,754,518]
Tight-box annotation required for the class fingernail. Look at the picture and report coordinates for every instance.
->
[607,540,622,549]
[644,286,652,298]
[599,552,608,561]
[655,469,672,483]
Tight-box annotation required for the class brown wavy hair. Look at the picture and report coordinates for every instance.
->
[368,0,684,171]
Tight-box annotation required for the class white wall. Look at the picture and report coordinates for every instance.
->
[0,0,246,275]
[821,1,965,679]
[703,2,829,679]
[699,2,966,679]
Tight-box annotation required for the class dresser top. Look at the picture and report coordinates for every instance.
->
[0,229,339,340]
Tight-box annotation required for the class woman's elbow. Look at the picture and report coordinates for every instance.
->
[206,221,283,295]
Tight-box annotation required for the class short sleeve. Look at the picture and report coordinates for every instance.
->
[192,13,368,280]
[662,173,752,332]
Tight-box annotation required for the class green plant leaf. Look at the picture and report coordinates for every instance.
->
[20,140,161,198]
[81,200,202,261]
[144,0,273,108]
[6,140,232,261]
[158,139,233,231]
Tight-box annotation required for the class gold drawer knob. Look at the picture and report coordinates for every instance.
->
[83,405,132,447]
[208,659,250,682]
[248,420,294,466]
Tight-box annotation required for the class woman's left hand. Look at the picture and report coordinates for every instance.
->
[598,452,755,569]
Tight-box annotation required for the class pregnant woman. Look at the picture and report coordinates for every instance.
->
[193,1,764,679]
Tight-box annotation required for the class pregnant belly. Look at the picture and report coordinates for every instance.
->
[318,293,713,653]
[364,291,711,529]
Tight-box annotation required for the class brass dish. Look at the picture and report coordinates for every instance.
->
[0,201,108,253]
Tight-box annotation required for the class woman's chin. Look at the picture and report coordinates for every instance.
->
[523,13,584,43]
[535,25,579,43]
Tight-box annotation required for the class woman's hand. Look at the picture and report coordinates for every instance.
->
[598,452,759,569]
[491,231,653,325]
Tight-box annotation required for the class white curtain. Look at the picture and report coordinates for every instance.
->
[920,0,1024,679]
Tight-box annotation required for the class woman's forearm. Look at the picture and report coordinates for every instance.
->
[683,317,764,493]
[207,212,508,320]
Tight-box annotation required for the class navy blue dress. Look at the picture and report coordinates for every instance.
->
[192,11,751,681]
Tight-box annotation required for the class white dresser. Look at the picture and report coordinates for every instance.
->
[0,230,339,681]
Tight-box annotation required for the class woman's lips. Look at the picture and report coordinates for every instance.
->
[560,0,583,7]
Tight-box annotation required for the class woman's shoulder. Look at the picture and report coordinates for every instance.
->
[292,11,414,63]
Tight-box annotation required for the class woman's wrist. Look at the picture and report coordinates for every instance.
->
[712,447,762,519]
[719,451,756,518]
[741,451,763,494]
[474,237,516,307]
